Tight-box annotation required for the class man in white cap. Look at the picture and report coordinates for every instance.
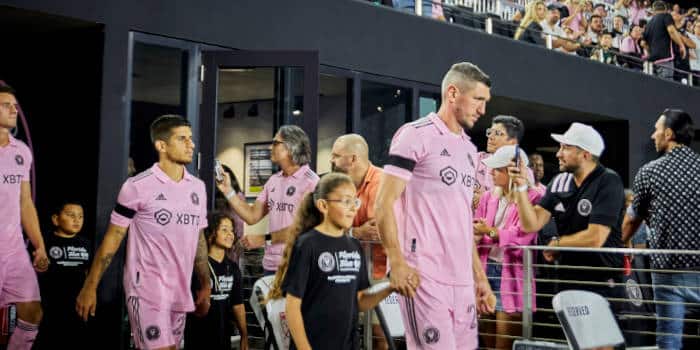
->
[508,122,626,301]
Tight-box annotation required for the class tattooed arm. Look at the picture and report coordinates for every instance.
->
[75,224,128,321]
[193,230,212,317]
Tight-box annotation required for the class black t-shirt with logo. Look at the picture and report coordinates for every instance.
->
[41,234,91,309]
[643,12,674,61]
[539,166,625,281]
[185,256,243,350]
[282,230,370,350]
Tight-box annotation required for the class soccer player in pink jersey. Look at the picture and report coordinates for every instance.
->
[216,125,319,275]
[76,115,211,350]
[0,85,48,350]
[375,62,496,349]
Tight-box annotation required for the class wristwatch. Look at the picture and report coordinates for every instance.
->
[550,236,560,246]
[488,228,497,239]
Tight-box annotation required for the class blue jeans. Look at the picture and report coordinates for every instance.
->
[486,261,503,312]
[651,272,700,349]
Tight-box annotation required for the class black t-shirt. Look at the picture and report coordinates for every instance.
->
[539,166,625,281]
[40,234,91,311]
[643,12,674,61]
[185,256,243,350]
[519,21,545,46]
[282,230,370,350]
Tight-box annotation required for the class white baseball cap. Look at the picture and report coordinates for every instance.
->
[550,122,605,157]
[482,145,529,169]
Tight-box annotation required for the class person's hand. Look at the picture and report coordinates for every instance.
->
[215,170,233,195]
[193,287,211,317]
[32,247,49,272]
[76,286,97,321]
[543,239,561,263]
[475,276,496,315]
[241,234,265,250]
[473,219,490,236]
[389,262,420,298]
[354,219,380,241]
[240,336,249,350]
[507,160,529,188]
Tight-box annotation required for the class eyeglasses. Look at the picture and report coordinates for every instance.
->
[324,197,361,209]
[0,102,19,111]
[485,128,506,138]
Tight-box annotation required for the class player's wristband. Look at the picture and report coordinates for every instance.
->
[514,184,529,193]
[225,190,236,200]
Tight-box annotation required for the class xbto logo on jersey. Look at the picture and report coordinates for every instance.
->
[2,174,23,184]
[267,199,295,214]
[153,209,202,226]
[15,155,24,166]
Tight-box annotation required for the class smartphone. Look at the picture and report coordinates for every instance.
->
[514,144,521,168]
[214,159,224,182]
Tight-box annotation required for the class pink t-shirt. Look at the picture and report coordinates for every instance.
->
[110,163,208,312]
[0,135,32,253]
[384,113,479,286]
[256,164,319,271]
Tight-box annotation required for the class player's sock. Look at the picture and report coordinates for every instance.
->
[8,319,39,350]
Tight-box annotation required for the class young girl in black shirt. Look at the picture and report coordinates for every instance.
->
[269,173,392,350]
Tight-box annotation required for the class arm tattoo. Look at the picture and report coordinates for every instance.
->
[95,227,127,280]
[194,231,209,286]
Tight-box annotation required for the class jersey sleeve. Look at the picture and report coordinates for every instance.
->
[538,179,560,214]
[281,240,312,299]
[589,173,625,228]
[384,125,425,181]
[110,180,141,228]
[230,263,244,306]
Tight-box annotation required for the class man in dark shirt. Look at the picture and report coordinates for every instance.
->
[510,123,626,299]
[643,1,688,79]
[623,109,700,350]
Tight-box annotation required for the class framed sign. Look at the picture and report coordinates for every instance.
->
[243,142,274,198]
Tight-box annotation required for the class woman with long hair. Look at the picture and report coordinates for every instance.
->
[514,0,547,43]
[268,173,392,350]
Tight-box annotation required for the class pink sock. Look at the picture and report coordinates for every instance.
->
[8,319,39,350]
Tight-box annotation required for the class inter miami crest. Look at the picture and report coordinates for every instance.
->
[423,326,440,344]
[15,154,24,166]
[191,192,199,205]
[286,186,296,196]
[145,325,161,341]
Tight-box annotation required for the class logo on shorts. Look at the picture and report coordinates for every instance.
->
[439,166,458,186]
[15,155,24,166]
[318,252,336,272]
[191,192,199,205]
[145,325,160,341]
[154,208,173,225]
[577,199,592,216]
[49,246,63,259]
[625,279,644,307]
[423,326,440,344]
[286,186,296,196]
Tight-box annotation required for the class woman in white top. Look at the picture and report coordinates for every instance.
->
[689,21,700,77]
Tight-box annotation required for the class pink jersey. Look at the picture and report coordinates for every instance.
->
[110,163,208,312]
[384,113,479,286]
[0,135,32,253]
[256,164,319,271]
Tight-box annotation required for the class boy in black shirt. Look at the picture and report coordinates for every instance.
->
[35,200,91,350]
[185,212,248,350]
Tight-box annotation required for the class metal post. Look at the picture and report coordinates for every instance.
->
[415,0,423,16]
[546,34,553,50]
[363,243,375,350]
[688,72,694,86]
[522,248,533,339]
[485,17,493,34]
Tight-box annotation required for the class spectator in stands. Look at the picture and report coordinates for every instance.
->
[214,164,245,263]
[475,146,541,350]
[622,189,648,249]
[591,31,620,65]
[510,122,626,309]
[690,21,700,81]
[586,14,605,45]
[612,15,627,48]
[593,3,609,24]
[623,109,700,350]
[329,134,388,350]
[642,1,688,80]
[671,3,680,15]
[626,0,647,25]
[35,200,91,350]
[620,23,646,69]
[528,152,547,195]
[615,0,633,20]
[184,212,248,350]
[541,4,582,53]
[671,10,697,82]
[217,125,319,275]
[563,0,588,38]
[476,115,527,196]
[583,0,594,21]
[507,8,526,38]
[514,0,547,45]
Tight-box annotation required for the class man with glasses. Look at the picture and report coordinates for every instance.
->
[217,125,319,275]
[0,85,48,350]
[330,133,388,350]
